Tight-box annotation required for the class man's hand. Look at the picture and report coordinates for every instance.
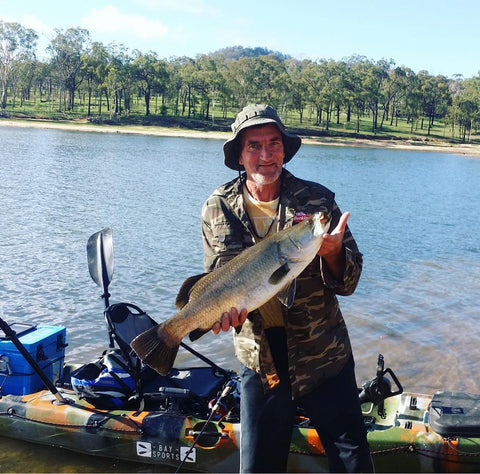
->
[318,211,349,279]
[212,307,248,334]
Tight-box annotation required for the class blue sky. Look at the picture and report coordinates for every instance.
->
[1,0,479,78]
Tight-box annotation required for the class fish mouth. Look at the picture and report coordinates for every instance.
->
[312,212,329,236]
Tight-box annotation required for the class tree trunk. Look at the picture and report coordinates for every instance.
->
[1,83,7,109]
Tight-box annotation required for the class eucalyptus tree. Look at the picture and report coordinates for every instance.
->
[453,76,480,142]
[319,59,346,130]
[387,67,415,127]
[104,44,133,116]
[81,42,109,116]
[418,73,451,135]
[402,72,423,132]
[131,50,168,116]
[0,21,38,109]
[254,54,286,106]
[180,54,222,120]
[283,58,308,123]
[33,60,54,104]
[225,55,285,108]
[165,56,188,116]
[301,59,325,125]
[9,57,37,107]
[179,57,199,117]
[343,56,367,131]
[47,27,90,112]
[379,65,410,128]
[224,56,252,107]
[363,58,392,132]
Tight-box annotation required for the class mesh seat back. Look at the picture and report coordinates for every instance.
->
[104,303,157,369]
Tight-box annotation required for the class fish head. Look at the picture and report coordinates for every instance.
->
[278,212,330,263]
[311,211,331,237]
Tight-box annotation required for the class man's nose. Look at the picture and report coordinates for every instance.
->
[258,144,272,158]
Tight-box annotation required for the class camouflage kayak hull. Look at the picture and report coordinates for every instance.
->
[1,385,480,472]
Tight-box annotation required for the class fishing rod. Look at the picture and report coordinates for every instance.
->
[175,379,236,473]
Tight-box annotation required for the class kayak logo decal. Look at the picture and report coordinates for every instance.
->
[135,441,195,462]
[181,446,196,463]
[137,441,152,457]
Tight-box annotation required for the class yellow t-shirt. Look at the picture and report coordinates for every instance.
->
[243,186,284,328]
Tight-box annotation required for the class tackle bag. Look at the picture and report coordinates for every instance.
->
[71,348,135,409]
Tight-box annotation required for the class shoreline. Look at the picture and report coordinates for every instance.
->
[2,117,480,157]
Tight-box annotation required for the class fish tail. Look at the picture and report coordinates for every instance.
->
[130,325,179,375]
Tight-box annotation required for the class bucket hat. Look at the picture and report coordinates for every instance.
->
[223,104,302,171]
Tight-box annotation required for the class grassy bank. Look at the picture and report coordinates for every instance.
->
[1,107,480,157]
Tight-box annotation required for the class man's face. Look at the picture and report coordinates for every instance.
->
[239,123,285,186]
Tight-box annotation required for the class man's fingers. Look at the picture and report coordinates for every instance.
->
[229,307,239,326]
[211,321,221,334]
[239,308,248,324]
[331,211,350,235]
[212,308,248,335]
[221,312,231,332]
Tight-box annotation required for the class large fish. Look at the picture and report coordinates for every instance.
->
[130,212,329,375]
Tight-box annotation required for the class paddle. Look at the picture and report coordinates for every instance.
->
[0,317,70,404]
[87,227,114,308]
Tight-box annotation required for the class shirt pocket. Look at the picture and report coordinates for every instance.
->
[212,222,245,254]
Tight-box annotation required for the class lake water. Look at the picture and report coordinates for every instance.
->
[0,125,479,472]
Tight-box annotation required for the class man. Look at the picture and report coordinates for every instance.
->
[201,104,373,473]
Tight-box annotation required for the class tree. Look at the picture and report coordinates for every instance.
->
[419,73,451,135]
[363,59,393,133]
[103,44,133,116]
[0,21,37,109]
[185,55,224,121]
[81,42,109,116]
[284,59,308,123]
[132,51,168,116]
[453,77,480,142]
[48,27,90,111]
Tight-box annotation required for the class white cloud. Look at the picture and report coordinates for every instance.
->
[82,5,168,40]
[21,14,53,36]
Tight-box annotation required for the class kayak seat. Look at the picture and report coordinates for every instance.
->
[104,303,156,363]
[104,302,158,385]
[429,391,480,438]
[103,302,233,415]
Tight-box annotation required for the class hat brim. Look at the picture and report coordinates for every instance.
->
[223,121,301,171]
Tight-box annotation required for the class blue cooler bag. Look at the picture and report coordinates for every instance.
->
[0,323,67,395]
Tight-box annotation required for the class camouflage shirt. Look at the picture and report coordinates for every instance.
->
[201,169,363,399]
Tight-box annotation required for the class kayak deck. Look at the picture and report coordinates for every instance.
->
[2,385,480,472]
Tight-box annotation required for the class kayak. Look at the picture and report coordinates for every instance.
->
[1,228,480,472]
[2,365,480,473]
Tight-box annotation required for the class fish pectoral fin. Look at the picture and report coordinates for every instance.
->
[276,280,296,308]
[268,263,290,285]
[175,273,208,308]
[188,328,211,342]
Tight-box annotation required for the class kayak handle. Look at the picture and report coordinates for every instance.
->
[358,354,403,406]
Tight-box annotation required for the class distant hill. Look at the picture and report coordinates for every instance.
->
[211,45,292,61]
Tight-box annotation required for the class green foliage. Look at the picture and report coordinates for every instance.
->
[0,26,479,144]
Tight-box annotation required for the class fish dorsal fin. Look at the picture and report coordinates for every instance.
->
[175,273,208,308]
[268,263,290,286]
[276,280,296,308]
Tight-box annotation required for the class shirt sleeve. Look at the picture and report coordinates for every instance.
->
[319,201,363,296]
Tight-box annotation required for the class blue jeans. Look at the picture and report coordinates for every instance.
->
[240,329,373,473]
